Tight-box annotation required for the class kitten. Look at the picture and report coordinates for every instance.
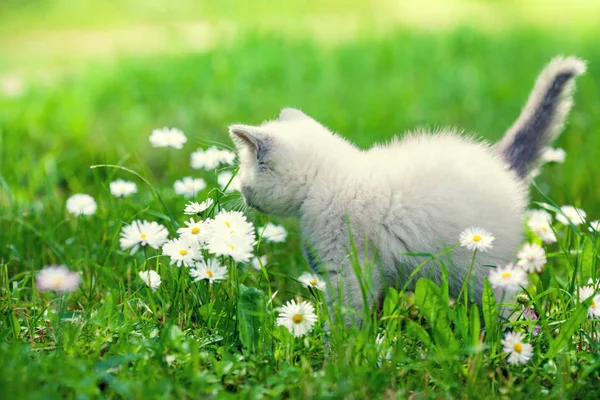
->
[228,56,586,320]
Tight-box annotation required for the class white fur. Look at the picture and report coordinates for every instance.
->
[228,57,584,320]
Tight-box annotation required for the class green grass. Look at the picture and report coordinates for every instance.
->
[1,28,600,398]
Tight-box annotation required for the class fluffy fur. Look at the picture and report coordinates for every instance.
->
[229,56,585,319]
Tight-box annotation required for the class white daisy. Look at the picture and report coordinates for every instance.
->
[119,220,169,255]
[189,259,228,283]
[184,199,213,215]
[578,285,600,318]
[298,272,326,291]
[109,179,137,198]
[138,270,161,291]
[174,177,207,198]
[162,237,202,267]
[251,255,268,270]
[36,265,81,293]
[556,206,586,226]
[191,146,236,170]
[276,299,318,337]
[527,211,557,243]
[459,227,494,252]
[66,194,97,216]
[177,218,212,245]
[149,127,187,149]
[1,74,25,98]
[260,223,288,243]
[489,263,528,293]
[541,147,566,163]
[217,171,241,193]
[589,220,600,233]
[517,243,547,273]
[206,210,256,263]
[501,331,533,365]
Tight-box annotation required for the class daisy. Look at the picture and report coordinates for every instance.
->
[527,211,557,243]
[298,272,326,291]
[217,171,241,193]
[517,243,547,273]
[1,74,25,98]
[556,205,586,226]
[36,265,81,293]
[251,255,268,270]
[501,331,533,365]
[177,217,212,245]
[109,179,137,198]
[149,127,187,149]
[276,299,318,337]
[489,263,528,293]
[174,177,207,198]
[541,147,566,163]
[189,259,228,283]
[119,220,169,255]
[589,220,600,233]
[206,210,256,263]
[459,227,494,252]
[66,194,97,216]
[162,237,202,267]
[184,199,213,215]
[191,146,237,170]
[578,285,600,318]
[138,270,161,291]
[260,223,288,243]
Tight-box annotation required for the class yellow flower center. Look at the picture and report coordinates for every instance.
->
[191,227,200,234]
[228,244,235,250]
[513,343,523,353]
[50,276,65,288]
[593,300,596,308]
[292,314,303,324]
[225,221,231,227]
[140,233,147,239]
[310,279,317,286]
[206,270,213,278]
[501,272,512,279]
[179,249,188,256]
[542,226,547,232]
[472,235,482,242]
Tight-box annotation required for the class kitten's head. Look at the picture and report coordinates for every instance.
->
[229,108,331,217]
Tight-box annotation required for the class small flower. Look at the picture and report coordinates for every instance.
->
[517,243,547,273]
[206,210,256,263]
[109,179,137,198]
[174,177,207,198]
[516,293,530,305]
[177,218,212,245]
[459,227,494,252]
[191,146,236,170]
[276,299,318,337]
[527,210,557,243]
[184,199,213,215]
[149,127,187,149]
[298,272,326,291]
[217,171,241,193]
[36,265,81,293]
[66,194,97,216]
[260,223,288,243]
[589,220,600,233]
[556,206,586,226]
[578,285,600,318]
[162,237,202,267]
[190,259,228,283]
[138,270,161,291]
[251,255,268,270]
[501,331,533,365]
[522,306,540,336]
[489,263,528,293]
[120,220,169,255]
[541,147,566,163]
[1,74,25,98]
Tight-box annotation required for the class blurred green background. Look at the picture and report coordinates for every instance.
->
[1,0,599,215]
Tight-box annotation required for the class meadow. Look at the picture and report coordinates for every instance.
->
[1,1,600,398]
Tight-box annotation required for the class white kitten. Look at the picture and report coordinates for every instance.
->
[229,56,586,320]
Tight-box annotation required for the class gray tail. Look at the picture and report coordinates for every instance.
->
[498,56,586,179]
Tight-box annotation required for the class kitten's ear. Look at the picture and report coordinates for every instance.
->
[229,124,265,154]
[279,107,309,121]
